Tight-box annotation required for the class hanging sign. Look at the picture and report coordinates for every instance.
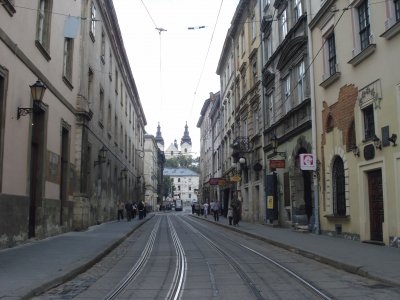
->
[299,153,316,170]
[270,159,285,169]
[230,175,241,182]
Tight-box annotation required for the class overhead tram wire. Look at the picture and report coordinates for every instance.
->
[140,0,166,111]
[190,0,225,116]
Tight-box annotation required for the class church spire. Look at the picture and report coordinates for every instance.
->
[181,122,192,145]
[155,122,164,146]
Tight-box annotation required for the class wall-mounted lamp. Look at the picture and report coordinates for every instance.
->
[373,135,382,150]
[17,80,46,119]
[388,134,397,146]
[238,157,246,164]
[118,167,128,180]
[271,135,287,158]
[352,145,360,157]
[94,146,108,167]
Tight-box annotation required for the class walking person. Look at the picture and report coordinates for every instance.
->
[203,202,209,218]
[227,207,233,225]
[138,200,145,220]
[212,201,219,221]
[117,201,124,221]
[231,198,241,226]
[125,201,133,221]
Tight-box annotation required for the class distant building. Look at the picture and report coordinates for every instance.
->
[164,123,193,159]
[164,168,199,203]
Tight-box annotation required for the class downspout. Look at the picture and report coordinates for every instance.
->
[258,0,267,223]
[307,0,320,234]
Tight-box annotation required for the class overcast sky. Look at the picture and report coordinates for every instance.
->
[113,0,239,157]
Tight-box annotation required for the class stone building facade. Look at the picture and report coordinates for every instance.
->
[0,0,146,248]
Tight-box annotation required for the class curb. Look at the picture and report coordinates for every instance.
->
[190,214,400,288]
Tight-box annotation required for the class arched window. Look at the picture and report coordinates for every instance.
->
[332,156,346,216]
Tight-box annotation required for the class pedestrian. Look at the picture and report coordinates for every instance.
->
[132,203,137,219]
[125,201,133,221]
[138,200,145,220]
[227,207,233,225]
[117,201,124,221]
[212,201,219,221]
[203,202,209,218]
[231,199,241,226]
[194,202,200,216]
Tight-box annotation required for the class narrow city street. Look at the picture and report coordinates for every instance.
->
[33,211,400,300]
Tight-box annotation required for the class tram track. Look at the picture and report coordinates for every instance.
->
[182,216,333,300]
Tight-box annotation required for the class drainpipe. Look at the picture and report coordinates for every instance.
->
[258,0,268,223]
[307,0,320,234]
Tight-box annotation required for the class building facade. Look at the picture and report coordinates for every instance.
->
[0,0,146,248]
[164,123,193,159]
[163,168,199,204]
[309,0,400,245]
[197,94,213,204]
[261,0,314,228]
[216,0,265,221]
[144,134,159,211]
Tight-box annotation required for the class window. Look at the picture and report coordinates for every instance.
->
[90,1,96,39]
[253,107,259,134]
[101,29,105,63]
[251,15,257,40]
[327,32,337,75]
[363,104,375,140]
[115,69,118,93]
[280,9,287,40]
[297,61,305,103]
[88,68,93,107]
[332,156,346,216]
[294,0,302,22]
[107,102,111,133]
[265,34,272,61]
[99,88,104,124]
[242,118,248,137]
[36,0,52,51]
[63,38,73,82]
[109,50,113,80]
[241,31,246,55]
[358,0,371,51]
[395,0,400,21]
[120,124,123,150]
[251,60,258,86]
[268,93,274,126]
[189,186,192,191]
[114,116,118,144]
[284,76,291,113]
[189,194,191,198]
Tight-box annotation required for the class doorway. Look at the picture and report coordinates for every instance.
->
[368,169,384,242]
[29,107,45,238]
[60,126,69,225]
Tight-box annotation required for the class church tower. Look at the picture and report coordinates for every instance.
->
[180,122,192,156]
[154,123,164,151]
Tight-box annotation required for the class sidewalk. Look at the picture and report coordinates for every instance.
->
[192,214,400,287]
[0,215,153,299]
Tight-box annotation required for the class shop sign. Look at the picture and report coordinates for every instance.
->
[230,175,241,182]
[267,196,274,209]
[209,178,226,185]
[270,159,285,169]
[299,153,316,171]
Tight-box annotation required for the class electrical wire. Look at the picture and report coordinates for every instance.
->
[191,0,225,115]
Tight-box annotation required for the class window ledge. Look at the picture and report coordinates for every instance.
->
[320,72,341,88]
[62,76,73,90]
[2,0,16,16]
[35,40,51,61]
[348,44,376,66]
[324,214,350,220]
[380,20,400,40]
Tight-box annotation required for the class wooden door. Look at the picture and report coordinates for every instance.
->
[368,169,383,241]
